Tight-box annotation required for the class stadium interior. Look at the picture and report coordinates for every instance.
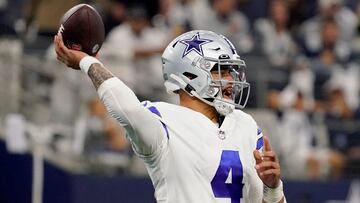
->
[0,0,360,202]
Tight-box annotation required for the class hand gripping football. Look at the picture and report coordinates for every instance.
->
[59,4,105,56]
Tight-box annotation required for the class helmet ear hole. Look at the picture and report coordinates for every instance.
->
[219,54,230,59]
[183,72,198,80]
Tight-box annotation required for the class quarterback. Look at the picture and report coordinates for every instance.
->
[54,30,286,203]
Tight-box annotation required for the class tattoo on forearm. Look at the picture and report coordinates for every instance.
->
[88,63,114,89]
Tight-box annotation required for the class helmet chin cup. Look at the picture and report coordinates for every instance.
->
[214,99,235,116]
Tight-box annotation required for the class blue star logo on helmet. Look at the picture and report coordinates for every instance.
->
[179,32,212,58]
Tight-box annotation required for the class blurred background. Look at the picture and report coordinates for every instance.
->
[0,0,360,202]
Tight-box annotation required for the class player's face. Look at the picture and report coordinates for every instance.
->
[211,70,232,99]
[210,64,244,100]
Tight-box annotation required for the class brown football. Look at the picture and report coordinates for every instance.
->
[59,4,105,56]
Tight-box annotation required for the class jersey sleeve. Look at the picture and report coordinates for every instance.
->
[97,77,167,157]
[255,127,264,151]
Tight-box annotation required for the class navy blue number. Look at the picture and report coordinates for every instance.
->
[211,150,244,203]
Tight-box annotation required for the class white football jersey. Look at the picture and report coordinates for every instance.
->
[141,101,264,203]
[97,78,264,203]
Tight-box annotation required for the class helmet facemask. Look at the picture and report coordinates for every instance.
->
[192,56,250,115]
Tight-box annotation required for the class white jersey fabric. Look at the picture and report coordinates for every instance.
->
[98,77,265,203]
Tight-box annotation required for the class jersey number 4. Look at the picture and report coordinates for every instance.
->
[211,150,244,203]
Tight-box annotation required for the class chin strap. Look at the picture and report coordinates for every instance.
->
[169,74,199,98]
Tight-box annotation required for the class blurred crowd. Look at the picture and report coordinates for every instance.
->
[0,0,360,180]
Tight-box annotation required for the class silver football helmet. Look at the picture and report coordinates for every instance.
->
[162,30,250,115]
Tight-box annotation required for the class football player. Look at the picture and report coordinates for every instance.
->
[54,30,286,203]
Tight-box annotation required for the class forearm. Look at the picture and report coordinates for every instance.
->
[87,63,114,90]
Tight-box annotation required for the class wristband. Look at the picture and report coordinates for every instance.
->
[79,56,103,74]
[263,180,284,203]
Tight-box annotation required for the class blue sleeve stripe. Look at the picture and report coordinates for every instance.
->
[147,106,169,139]
[160,123,169,139]
[148,106,161,117]
[256,137,264,150]
[257,128,262,135]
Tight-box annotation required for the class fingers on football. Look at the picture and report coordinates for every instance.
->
[264,136,272,152]
[54,35,63,55]
[54,34,72,66]
[56,36,68,55]
[54,36,63,60]
[253,150,262,165]
[58,32,63,41]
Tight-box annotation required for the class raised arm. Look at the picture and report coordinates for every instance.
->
[253,136,286,203]
[54,34,166,157]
